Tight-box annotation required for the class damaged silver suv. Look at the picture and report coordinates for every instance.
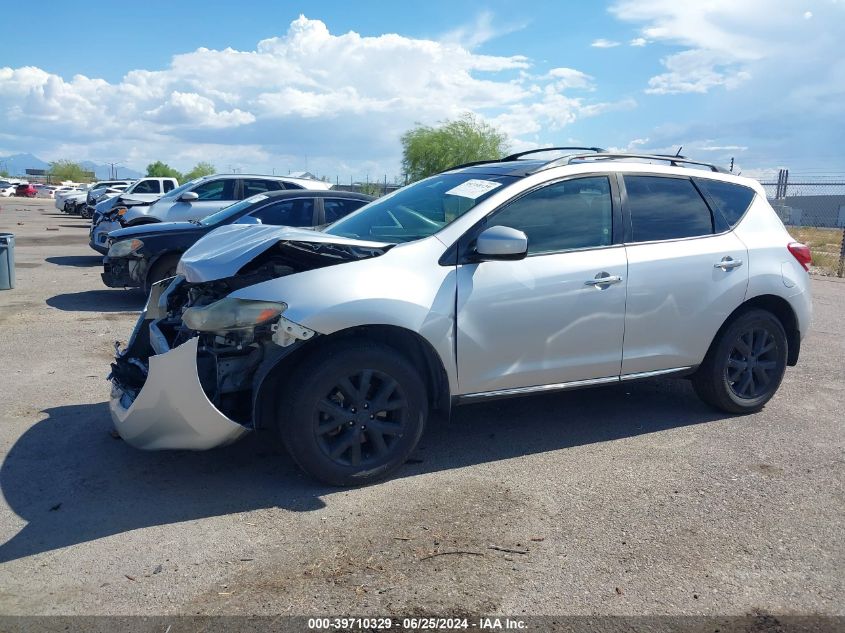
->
[110,149,813,485]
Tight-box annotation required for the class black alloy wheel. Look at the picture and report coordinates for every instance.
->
[725,327,780,399]
[692,309,787,413]
[314,369,408,468]
[276,341,427,486]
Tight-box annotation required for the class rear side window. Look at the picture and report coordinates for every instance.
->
[243,179,285,197]
[324,198,368,223]
[694,178,755,227]
[624,176,713,242]
[250,198,314,226]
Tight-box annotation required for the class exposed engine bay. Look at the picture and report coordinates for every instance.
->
[109,239,389,426]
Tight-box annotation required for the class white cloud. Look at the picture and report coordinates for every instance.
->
[591,38,621,48]
[629,37,648,46]
[441,11,528,49]
[0,15,627,177]
[610,0,842,96]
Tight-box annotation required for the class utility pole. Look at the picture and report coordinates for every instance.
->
[729,157,734,173]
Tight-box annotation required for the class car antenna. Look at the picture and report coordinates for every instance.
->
[675,146,683,157]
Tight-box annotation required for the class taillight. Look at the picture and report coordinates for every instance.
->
[788,242,812,271]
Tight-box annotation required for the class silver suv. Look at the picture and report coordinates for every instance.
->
[109,150,813,486]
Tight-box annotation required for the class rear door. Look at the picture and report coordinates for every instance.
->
[248,197,317,226]
[321,197,370,224]
[620,174,749,375]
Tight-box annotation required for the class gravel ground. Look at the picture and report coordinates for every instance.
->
[0,198,842,617]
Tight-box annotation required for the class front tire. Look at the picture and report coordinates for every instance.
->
[275,341,428,486]
[692,309,788,414]
[144,254,180,294]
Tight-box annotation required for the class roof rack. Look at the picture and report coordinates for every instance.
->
[541,152,729,173]
[501,146,606,161]
[444,146,606,173]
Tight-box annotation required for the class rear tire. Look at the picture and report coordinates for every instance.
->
[692,309,788,414]
[274,340,428,486]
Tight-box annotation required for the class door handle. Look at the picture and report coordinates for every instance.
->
[585,273,623,286]
[714,256,743,271]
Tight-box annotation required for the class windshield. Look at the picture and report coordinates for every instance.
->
[198,194,267,226]
[161,177,203,200]
[324,173,518,243]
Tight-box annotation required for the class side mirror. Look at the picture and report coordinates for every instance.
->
[234,215,262,225]
[475,225,528,260]
[180,191,199,202]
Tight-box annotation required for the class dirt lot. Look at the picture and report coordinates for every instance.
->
[0,198,842,617]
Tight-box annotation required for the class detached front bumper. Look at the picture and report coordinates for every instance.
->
[101,255,145,289]
[110,336,248,450]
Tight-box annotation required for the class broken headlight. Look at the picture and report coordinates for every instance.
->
[108,238,144,257]
[182,298,286,332]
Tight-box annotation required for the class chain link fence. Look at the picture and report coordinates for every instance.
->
[760,176,845,277]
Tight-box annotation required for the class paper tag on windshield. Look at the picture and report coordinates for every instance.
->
[445,179,502,199]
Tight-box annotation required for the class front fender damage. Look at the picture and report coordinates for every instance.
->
[108,276,318,450]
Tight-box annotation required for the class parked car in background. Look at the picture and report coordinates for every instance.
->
[15,183,37,197]
[88,177,179,251]
[86,180,133,207]
[34,184,57,198]
[101,190,373,291]
[79,185,130,218]
[108,149,813,486]
[119,174,332,227]
[0,181,16,197]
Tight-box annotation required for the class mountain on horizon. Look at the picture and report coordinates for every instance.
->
[0,153,143,180]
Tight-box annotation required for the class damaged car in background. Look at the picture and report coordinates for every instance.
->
[109,148,812,486]
[101,190,373,292]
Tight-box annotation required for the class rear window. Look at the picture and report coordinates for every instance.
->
[624,176,713,242]
[695,178,756,228]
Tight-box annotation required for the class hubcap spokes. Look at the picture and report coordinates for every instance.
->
[314,370,407,467]
[726,327,778,399]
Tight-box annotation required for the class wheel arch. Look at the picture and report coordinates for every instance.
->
[252,324,451,430]
[712,293,801,366]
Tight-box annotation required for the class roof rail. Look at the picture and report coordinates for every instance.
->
[444,146,606,173]
[501,146,606,161]
[543,152,729,173]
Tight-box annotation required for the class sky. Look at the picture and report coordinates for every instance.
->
[1,0,843,182]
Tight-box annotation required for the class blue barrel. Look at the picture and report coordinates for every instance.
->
[0,233,15,290]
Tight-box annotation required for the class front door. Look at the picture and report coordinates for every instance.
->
[456,175,628,395]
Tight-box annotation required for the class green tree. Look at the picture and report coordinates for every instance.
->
[146,161,182,180]
[183,161,216,181]
[400,113,509,182]
[49,160,88,182]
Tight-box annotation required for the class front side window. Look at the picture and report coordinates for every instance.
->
[487,176,613,255]
[250,198,315,226]
[325,173,519,243]
[625,176,713,242]
[192,179,235,201]
[694,178,755,228]
[163,180,175,193]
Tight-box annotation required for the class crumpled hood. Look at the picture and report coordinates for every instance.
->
[109,221,201,241]
[177,223,390,283]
